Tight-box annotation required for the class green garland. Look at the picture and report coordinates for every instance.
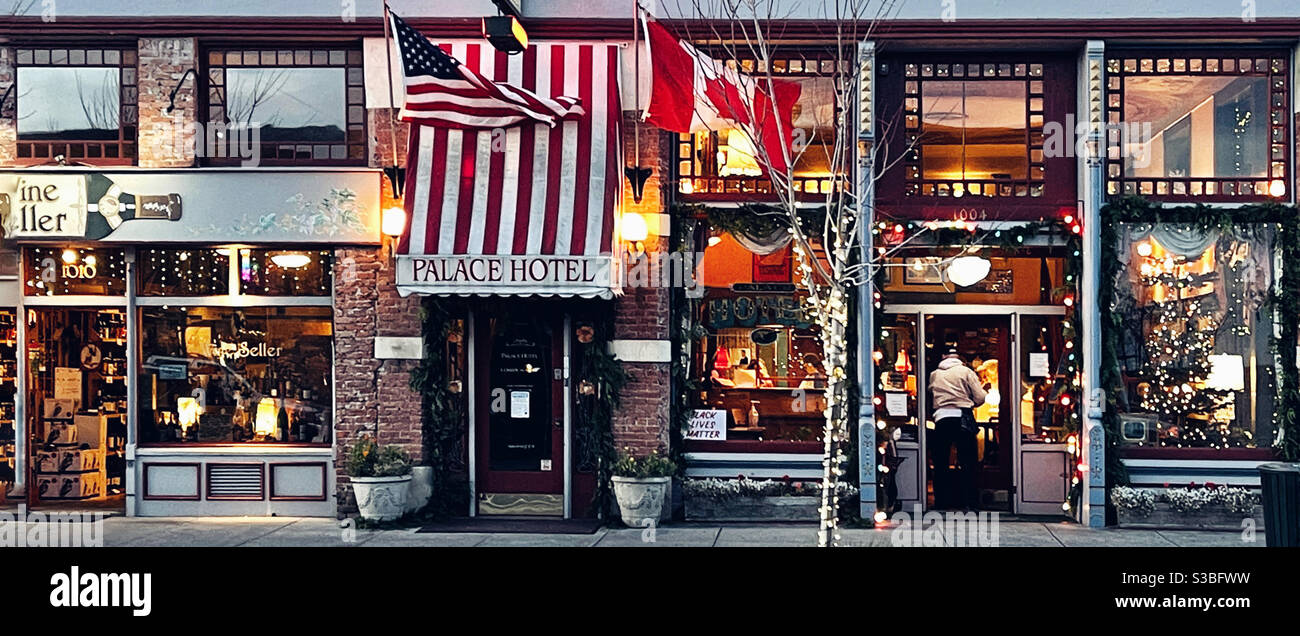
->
[669,212,705,471]
[1100,197,1300,464]
[572,316,629,518]
[409,296,470,518]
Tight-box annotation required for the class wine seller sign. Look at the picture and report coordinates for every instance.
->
[0,169,380,244]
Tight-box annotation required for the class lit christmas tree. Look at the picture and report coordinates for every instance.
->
[1135,250,1231,446]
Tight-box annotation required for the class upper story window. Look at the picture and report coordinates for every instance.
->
[14,48,138,164]
[203,48,366,166]
[1105,52,1290,201]
[876,55,1077,212]
[676,55,844,199]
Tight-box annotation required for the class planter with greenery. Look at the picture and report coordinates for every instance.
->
[683,477,860,521]
[346,435,413,521]
[1111,484,1263,530]
[611,451,676,527]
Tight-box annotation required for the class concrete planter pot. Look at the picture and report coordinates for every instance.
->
[612,476,670,527]
[1116,503,1265,531]
[405,466,434,513]
[350,474,412,521]
[685,495,820,522]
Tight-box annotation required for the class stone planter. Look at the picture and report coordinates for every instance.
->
[612,476,670,527]
[351,474,412,521]
[685,495,820,522]
[1116,503,1265,531]
[405,466,434,513]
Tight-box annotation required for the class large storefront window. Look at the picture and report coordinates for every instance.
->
[0,310,15,496]
[686,227,825,448]
[139,306,333,445]
[1105,52,1290,201]
[1111,223,1275,451]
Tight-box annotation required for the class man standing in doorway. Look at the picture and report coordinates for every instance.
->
[928,349,989,510]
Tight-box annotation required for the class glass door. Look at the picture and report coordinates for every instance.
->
[923,314,1013,510]
[876,312,922,514]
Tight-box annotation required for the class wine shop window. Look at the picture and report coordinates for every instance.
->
[139,306,333,445]
[202,48,366,166]
[1111,223,1275,455]
[1105,52,1290,202]
[14,48,138,165]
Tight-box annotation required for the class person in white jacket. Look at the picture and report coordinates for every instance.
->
[928,349,990,510]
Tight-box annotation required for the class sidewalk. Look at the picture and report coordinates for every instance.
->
[92,517,1260,548]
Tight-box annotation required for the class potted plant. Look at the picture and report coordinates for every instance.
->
[611,450,676,527]
[345,435,412,521]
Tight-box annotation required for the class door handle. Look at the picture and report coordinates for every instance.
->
[554,419,563,429]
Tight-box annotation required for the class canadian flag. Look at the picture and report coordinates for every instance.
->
[641,18,801,175]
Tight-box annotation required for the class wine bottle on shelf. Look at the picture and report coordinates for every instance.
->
[277,400,289,443]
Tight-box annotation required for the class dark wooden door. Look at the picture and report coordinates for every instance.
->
[474,312,564,494]
[924,314,1014,503]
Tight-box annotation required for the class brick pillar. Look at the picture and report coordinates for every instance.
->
[369,107,410,169]
[610,117,673,457]
[136,38,197,168]
[0,47,15,166]
[332,240,424,512]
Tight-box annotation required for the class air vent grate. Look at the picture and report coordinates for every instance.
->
[206,463,265,500]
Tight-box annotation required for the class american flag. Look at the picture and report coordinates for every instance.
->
[389,11,583,129]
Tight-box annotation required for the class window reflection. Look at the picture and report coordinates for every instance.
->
[921,80,1028,181]
[1123,76,1269,179]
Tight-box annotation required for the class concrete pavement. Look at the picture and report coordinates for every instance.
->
[91,517,1260,547]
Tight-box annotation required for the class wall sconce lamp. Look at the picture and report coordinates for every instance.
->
[625,165,653,204]
[0,83,14,118]
[382,206,407,258]
[165,68,197,114]
[622,212,649,258]
[382,166,407,200]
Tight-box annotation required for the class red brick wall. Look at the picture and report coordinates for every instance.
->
[136,38,197,168]
[331,169,424,511]
[611,117,673,457]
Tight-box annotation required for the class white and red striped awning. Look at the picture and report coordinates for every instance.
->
[395,42,623,299]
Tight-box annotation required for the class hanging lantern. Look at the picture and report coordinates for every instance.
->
[945,256,991,287]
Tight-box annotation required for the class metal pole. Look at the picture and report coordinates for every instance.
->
[855,40,877,522]
[1081,40,1107,528]
[125,247,139,516]
[467,308,477,517]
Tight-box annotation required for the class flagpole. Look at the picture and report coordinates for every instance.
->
[382,2,400,175]
[632,0,640,165]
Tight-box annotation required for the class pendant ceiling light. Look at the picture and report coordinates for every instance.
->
[270,252,312,269]
[945,255,991,287]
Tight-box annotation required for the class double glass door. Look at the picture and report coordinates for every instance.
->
[877,306,1067,513]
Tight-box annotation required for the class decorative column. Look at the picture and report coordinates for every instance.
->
[1081,40,1107,528]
